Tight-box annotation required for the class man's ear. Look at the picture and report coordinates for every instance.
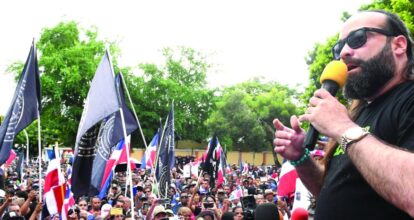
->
[393,35,408,57]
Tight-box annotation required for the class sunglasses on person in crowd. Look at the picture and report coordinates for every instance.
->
[331,27,397,60]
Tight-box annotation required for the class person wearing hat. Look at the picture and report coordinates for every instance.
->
[148,205,167,220]
[165,208,174,218]
[264,189,276,203]
[108,183,122,205]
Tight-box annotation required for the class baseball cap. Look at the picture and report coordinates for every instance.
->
[153,205,166,217]
[100,203,112,218]
[264,189,274,196]
[166,209,174,215]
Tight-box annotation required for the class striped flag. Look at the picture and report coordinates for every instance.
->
[216,140,227,187]
[61,165,75,220]
[140,132,159,169]
[98,137,130,199]
[277,161,298,198]
[44,148,66,216]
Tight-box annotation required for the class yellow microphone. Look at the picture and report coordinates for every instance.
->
[304,60,348,150]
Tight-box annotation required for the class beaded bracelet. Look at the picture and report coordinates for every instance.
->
[289,148,310,167]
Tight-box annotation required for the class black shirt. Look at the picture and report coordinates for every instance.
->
[315,81,414,219]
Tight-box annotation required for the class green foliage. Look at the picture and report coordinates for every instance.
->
[10,21,119,148]
[129,46,216,145]
[206,79,301,152]
[361,0,414,33]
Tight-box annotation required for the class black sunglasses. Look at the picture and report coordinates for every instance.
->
[332,27,396,60]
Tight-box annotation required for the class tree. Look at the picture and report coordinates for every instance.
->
[206,79,300,152]
[127,46,216,146]
[9,21,120,148]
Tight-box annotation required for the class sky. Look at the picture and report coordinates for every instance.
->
[0,0,372,115]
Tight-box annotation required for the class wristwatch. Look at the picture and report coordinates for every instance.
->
[340,126,370,151]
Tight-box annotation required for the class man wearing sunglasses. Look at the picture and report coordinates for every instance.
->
[273,10,414,219]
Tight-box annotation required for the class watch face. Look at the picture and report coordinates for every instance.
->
[346,127,364,140]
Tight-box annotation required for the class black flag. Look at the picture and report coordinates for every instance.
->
[155,103,175,198]
[72,50,120,198]
[0,42,41,165]
[89,73,138,196]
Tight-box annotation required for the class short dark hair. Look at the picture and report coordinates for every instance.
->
[370,10,414,59]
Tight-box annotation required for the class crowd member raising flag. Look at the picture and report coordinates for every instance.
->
[155,103,175,198]
[0,42,41,166]
[72,50,120,198]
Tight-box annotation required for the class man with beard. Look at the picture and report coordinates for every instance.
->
[273,10,414,219]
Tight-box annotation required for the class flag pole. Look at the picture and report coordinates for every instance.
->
[119,110,135,218]
[107,49,135,218]
[37,109,42,202]
[23,130,29,166]
[119,72,148,149]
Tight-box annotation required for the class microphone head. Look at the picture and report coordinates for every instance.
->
[319,60,348,88]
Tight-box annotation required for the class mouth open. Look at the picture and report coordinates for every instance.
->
[347,63,359,73]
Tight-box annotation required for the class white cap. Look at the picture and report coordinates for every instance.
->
[100,203,112,218]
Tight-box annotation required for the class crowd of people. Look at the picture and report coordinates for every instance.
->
[1,7,414,220]
[0,154,314,220]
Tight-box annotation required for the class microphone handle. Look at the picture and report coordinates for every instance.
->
[303,80,339,150]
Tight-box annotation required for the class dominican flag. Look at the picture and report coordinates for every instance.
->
[277,161,298,198]
[98,137,130,199]
[0,42,41,166]
[140,132,159,169]
[44,148,66,216]
[229,185,243,200]
[61,167,75,220]
[239,161,249,175]
[117,138,136,170]
[226,164,231,174]
[215,139,227,187]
